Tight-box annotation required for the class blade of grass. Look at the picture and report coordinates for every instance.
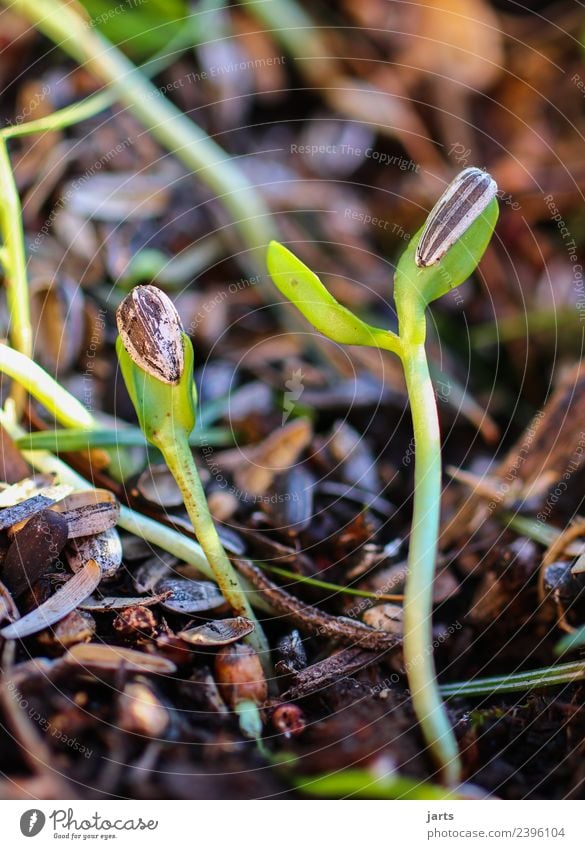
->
[15,426,234,451]
[440,661,585,697]
[257,561,404,603]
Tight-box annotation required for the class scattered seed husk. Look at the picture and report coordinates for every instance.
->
[330,420,380,494]
[1,509,69,598]
[0,485,71,531]
[178,616,255,647]
[156,577,225,614]
[118,679,170,737]
[135,464,184,508]
[0,579,19,625]
[52,489,120,538]
[0,560,101,640]
[133,552,177,593]
[37,608,96,649]
[235,559,401,651]
[214,643,267,708]
[214,418,312,496]
[362,604,404,636]
[67,527,123,580]
[262,467,314,536]
[64,643,177,675]
[79,592,170,612]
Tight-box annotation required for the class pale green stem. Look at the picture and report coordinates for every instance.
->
[400,341,461,785]
[6,0,276,275]
[0,343,95,429]
[440,660,585,697]
[376,328,461,784]
[0,139,32,411]
[159,431,272,672]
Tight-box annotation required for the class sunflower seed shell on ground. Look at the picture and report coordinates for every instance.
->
[178,616,255,647]
[156,577,226,614]
[0,560,102,640]
[67,527,123,580]
[64,643,176,675]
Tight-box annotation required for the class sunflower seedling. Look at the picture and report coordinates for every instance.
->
[115,285,270,670]
[266,167,499,785]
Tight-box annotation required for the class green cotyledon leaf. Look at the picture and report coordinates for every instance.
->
[394,197,499,326]
[116,331,196,447]
[266,241,401,353]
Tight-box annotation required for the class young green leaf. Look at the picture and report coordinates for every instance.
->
[394,194,498,316]
[266,241,400,352]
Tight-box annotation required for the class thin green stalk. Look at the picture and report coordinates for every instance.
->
[15,425,233,452]
[258,562,404,603]
[160,431,270,668]
[0,139,32,407]
[7,0,276,273]
[0,343,95,429]
[401,342,460,786]
[440,661,585,697]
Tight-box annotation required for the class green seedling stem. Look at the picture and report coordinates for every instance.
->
[266,168,499,785]
[115,286,271,672]
[5,0,275,274]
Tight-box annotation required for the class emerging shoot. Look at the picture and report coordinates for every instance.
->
[266,169,499,785]
[116,285,270,671]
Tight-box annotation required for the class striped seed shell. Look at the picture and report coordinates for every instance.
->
[67,527,123,580]
[178,617,255,647]
[116,285,184,384]
[415,167,498,267]
[64,642,177,675]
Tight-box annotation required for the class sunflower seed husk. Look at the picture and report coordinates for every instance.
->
[0,560,101,640]
[37,609,96,648]
[135,464,183,508]
[415,167,498,267]
[67,527,123,580]
[0,485,71,531]
[116,285,184,384]
[178,616,255,647]
[133,553,177,593]
[156,577,225,614]
[1,509,69,598]
[64,643,176,675]
[79,592,169,612]
[118,679,170,737]
[362,603,404,636]
[52,489,120,539]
